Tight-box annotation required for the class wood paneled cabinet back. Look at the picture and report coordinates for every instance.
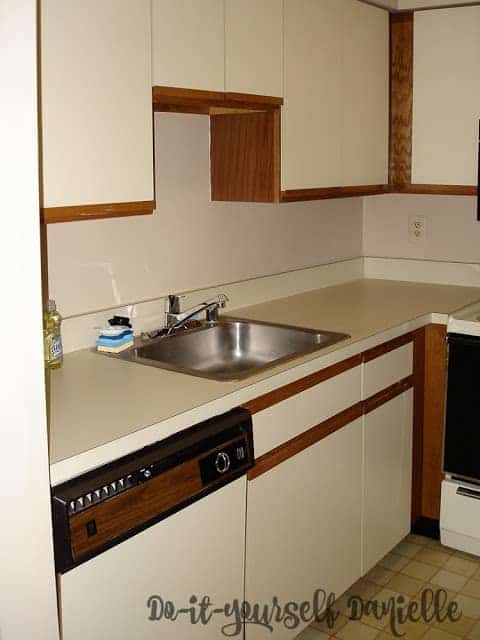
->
[40,0,155,223]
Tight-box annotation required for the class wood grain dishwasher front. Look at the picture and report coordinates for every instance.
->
[59,477,247,640]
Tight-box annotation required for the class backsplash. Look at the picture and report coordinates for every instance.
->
[47,113,363,319]
[363,193,480,264]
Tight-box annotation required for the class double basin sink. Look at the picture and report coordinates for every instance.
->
[115,318,349,381]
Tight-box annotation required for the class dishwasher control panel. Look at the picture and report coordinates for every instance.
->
[52,408,253,573]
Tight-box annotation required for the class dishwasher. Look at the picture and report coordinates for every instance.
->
[52,408,254,640]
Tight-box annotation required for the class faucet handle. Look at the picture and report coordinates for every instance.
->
[217,293,229,308]
[165,294,184,314]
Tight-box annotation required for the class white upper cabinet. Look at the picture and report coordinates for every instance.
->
[225,0,283,97]
[342,0,389,187]
[282,0,389,191]
[40,0,154,210]
[283,0,343,190]
[412,7,480,186]
[152,0,225,91]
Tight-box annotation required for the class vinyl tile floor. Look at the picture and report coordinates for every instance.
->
[296,535,480,640]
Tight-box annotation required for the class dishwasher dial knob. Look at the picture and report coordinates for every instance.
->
[215,452,231,474]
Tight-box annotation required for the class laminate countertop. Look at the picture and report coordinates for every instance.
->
[49,278,480,484]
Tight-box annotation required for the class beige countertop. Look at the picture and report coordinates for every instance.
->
[49,278,480,484]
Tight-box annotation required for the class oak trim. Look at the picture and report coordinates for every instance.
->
[280,185,390,203]
[396,184,477,196]
[363,332,414,363]
[421,323,447,520]
[243,332,414,416]
[152,86,283,115]
[42,200,155,224]
[248,403,364,481]
[249,376,414,480]
[364,375,414,415]
[389,12,414,188]
[412,327,426,524]
[242,354,363,416]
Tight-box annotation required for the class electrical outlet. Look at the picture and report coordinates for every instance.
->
[409,216,426,244]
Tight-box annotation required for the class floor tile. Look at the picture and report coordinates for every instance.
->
[379,552,410,572]
[416,548,452,568]
[346,579,382,602]
[387,573,425,597]
[422,628,462,640]
[474,567,480,581]
[395,541,423,559]
[467,620,480,639]
[444,556,479,578]
[463,581,480,599]
[433,615,476,638]
[431,569,469,592]
[427,540,455,555]
[454,594,480,619]
[452,550,480,564]
[406,535,430,547]
[311,612,348,635]
[295,626,331,639]
[367,566,395,587]
[377,619,430,639]
[335,619,380,640]
[403,560,439,582]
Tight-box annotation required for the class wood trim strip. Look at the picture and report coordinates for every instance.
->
[152,86,283,115]
[412,327,426,524]
[363,332,414,363]
[364,375,414,415]
[249,376,414,480]
[389,12,414,189]
[224,92,284,107]
[243,333,414,416]
[421,324,447,520]
[396,184,477,196]
[248,402,364,481]
[280,185,390,203]
[242,354,362,416]
[42,200,155,224]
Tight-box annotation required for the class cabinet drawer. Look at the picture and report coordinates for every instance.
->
[363,342,413,399]
[253,365,361,457]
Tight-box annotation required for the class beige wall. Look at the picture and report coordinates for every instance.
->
[363,194,480,263]
[47,113,363,318]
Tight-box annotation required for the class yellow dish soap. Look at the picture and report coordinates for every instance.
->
[44,299,63,369]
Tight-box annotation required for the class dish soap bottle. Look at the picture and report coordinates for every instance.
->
[44,299,63,369]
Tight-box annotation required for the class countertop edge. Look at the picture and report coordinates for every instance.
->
[49,311,443,485]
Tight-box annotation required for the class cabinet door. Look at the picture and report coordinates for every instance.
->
[152,0,225,91]
[225,0,283,97]
[245,419,363,640]
[282,0,343,190]
[363,390,414,573]
[342,0,389,187]
[40,0,154,211]
[412,7,480,186]
[282,0,389,191]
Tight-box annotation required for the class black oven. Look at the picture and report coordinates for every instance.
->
[445,332,480,483]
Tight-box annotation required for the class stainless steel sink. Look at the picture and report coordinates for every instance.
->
[115,318,349,381]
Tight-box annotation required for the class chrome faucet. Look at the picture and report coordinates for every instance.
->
[165,293,229,331]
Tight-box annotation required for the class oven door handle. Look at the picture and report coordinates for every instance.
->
[456,486,480,501]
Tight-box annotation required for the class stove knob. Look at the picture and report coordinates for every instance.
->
[215,452,231,474]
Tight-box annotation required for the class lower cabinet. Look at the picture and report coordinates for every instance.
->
[363,390,414,573]
[245,418,363,640]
